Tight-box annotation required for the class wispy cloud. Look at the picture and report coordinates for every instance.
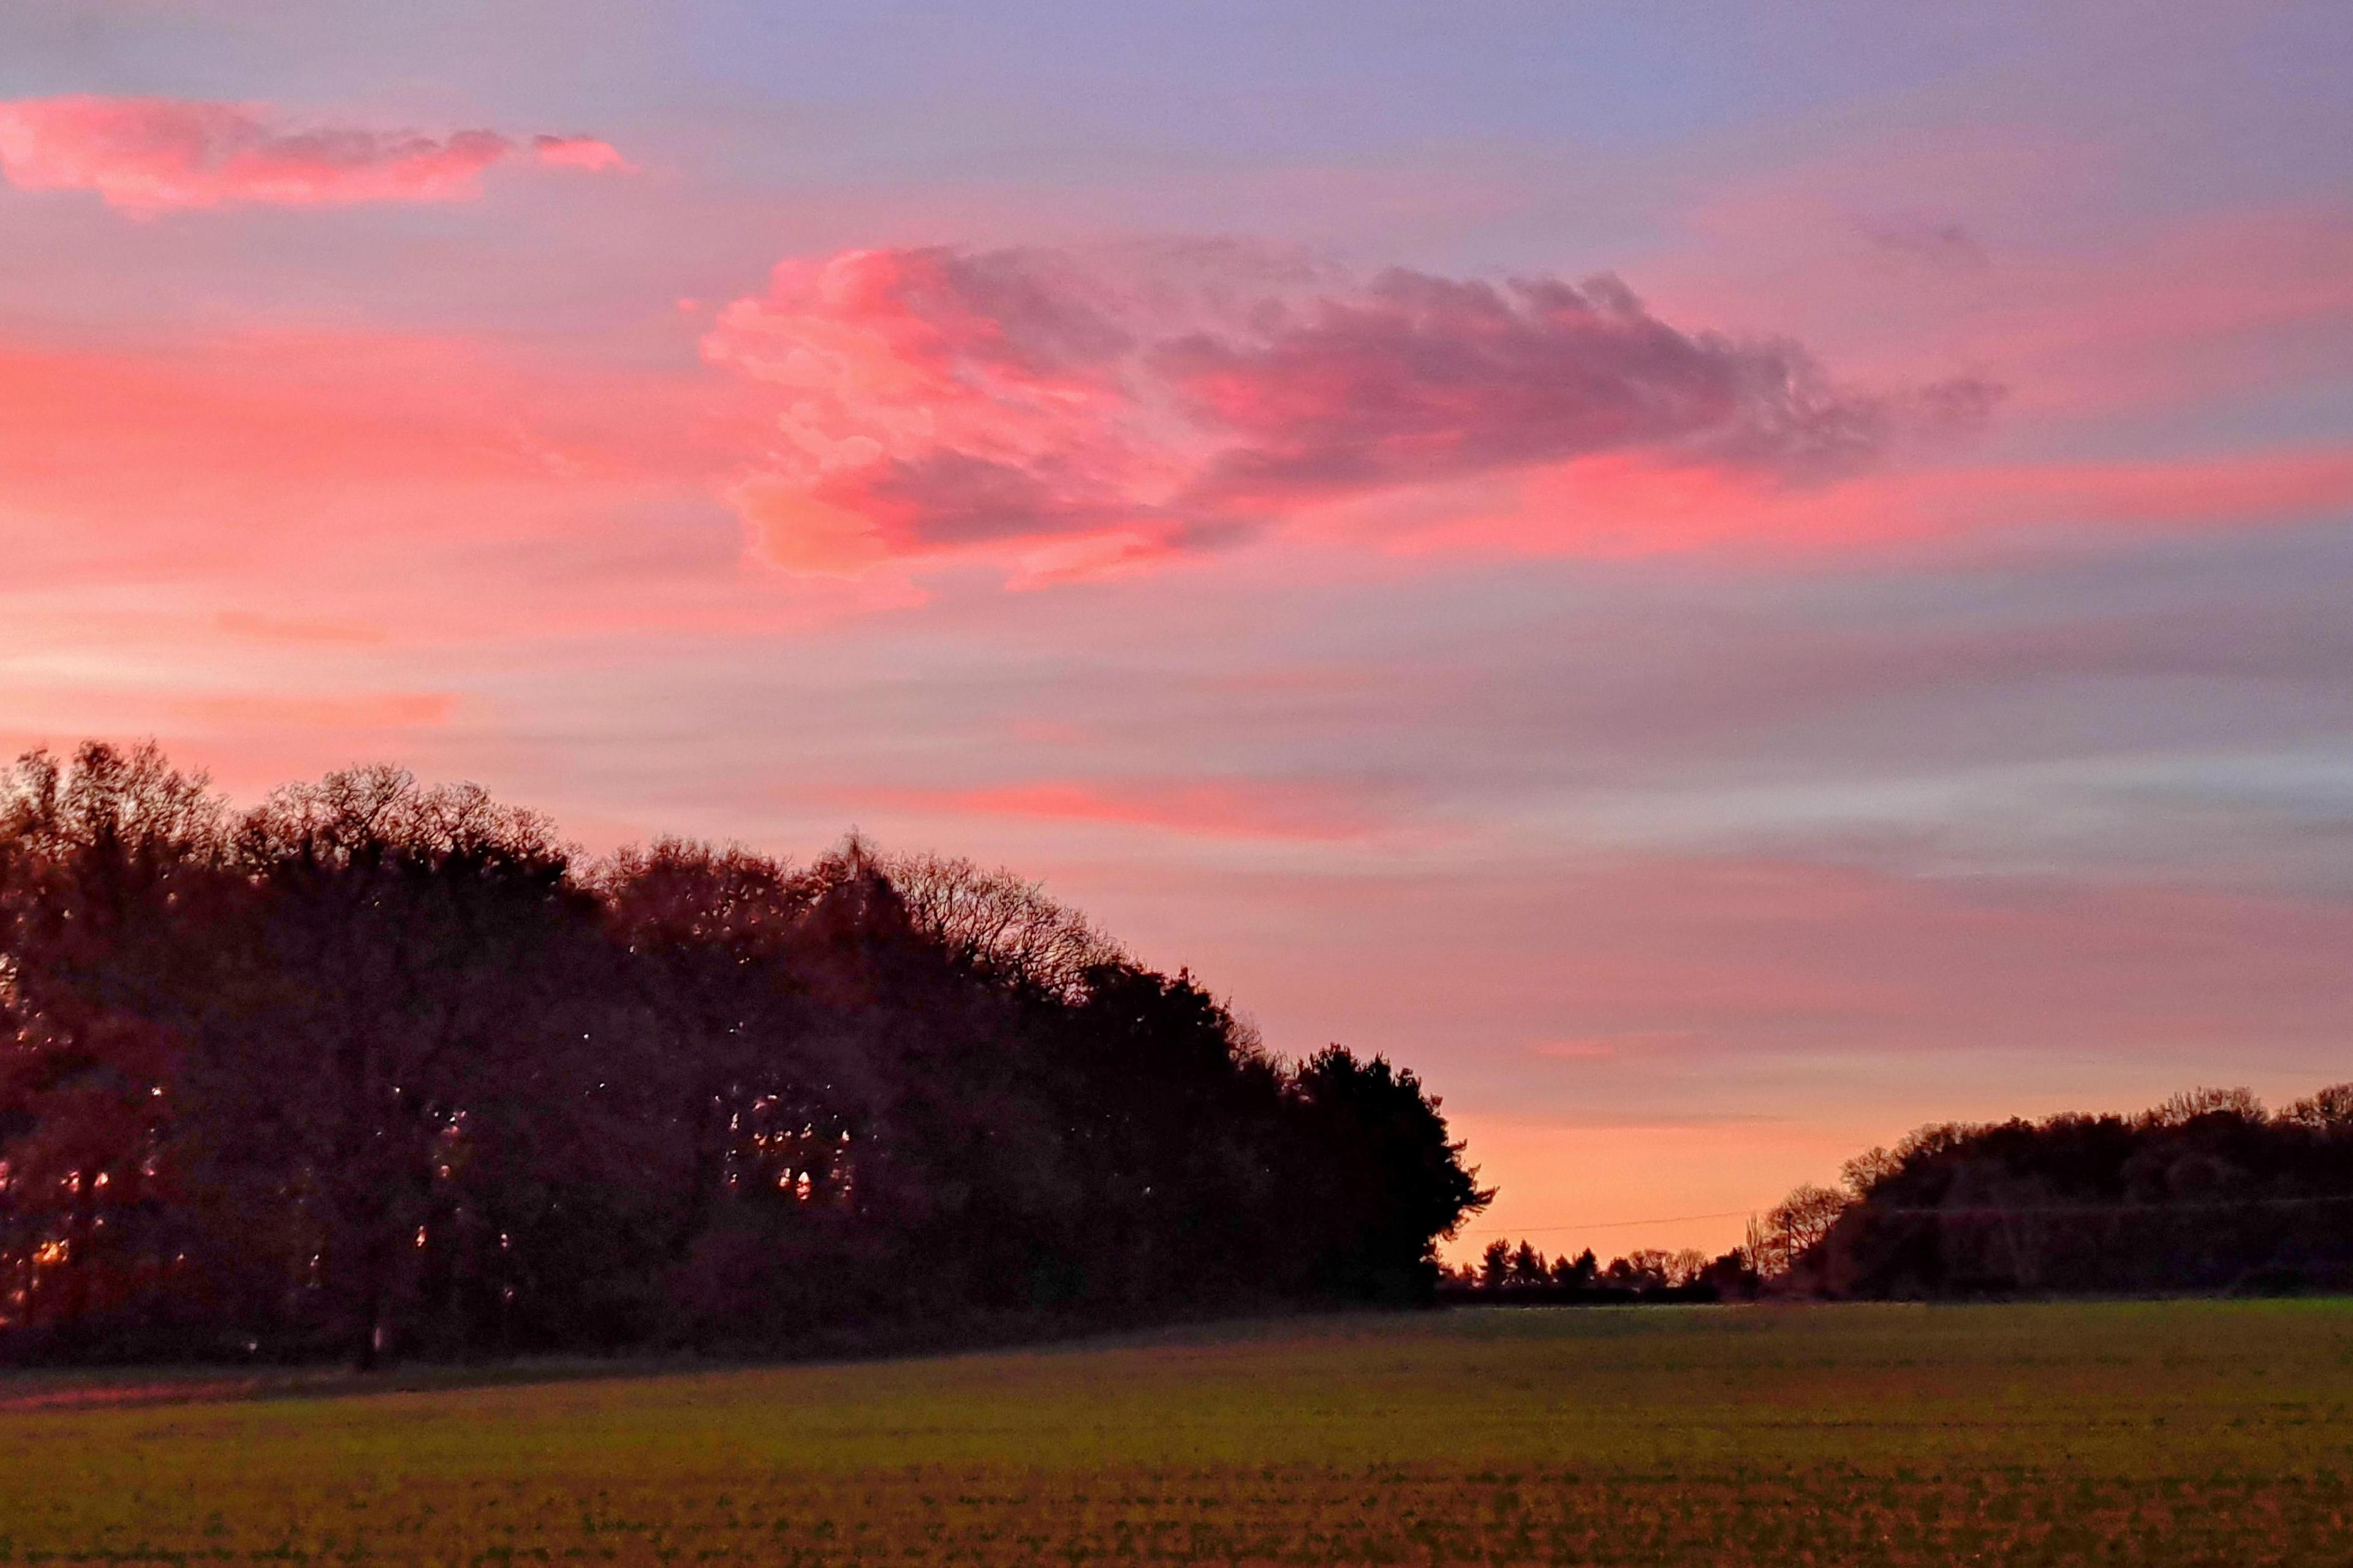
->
[0,97,634,211]
[161,690,458,730]
[885,775,1395,841]
[1352,446,2353,560]
[1853,211,1990,274]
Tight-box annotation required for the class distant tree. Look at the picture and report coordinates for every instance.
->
[1840,1145,1902,1199]
[2142,1085,2264,1129]
[1478,1238,1512,1292]
[2286,1083,2353,1133]
[1754,1184,1851,1281]
[1802,1083,2353,1299]
[1699,1246,1760,1299]
[1550,1248,1598,1290]
[1506,1240,1548,1288]
[1606,1249,1674,1292]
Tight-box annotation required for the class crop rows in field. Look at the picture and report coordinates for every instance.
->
[2,1302,2349,1566]
[4,1467,2347,1566]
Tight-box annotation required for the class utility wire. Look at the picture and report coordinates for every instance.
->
[1470,1191,2353,1240]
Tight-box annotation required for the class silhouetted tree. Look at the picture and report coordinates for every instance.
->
[1550,1248,1598,1290]
[883,850,1120,998]
[1751,1183,1850,1284]
[0,744,231,1353]
[1283,1047,1490,1302]
[183,768,612,1365]
[1444,1239,1727,1303]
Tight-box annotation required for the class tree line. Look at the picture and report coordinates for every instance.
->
[1438,1239,1754,1303]
[0,743,1490,1365]
[1457,1083,2353,1306]
[1770,1084,2353,1298]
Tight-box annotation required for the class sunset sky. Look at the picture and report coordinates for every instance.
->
[5,1,2350,1259]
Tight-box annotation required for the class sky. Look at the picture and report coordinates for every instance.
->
[3,1,2351,1261]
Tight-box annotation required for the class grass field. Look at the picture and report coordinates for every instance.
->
[1,1301,2349,1565]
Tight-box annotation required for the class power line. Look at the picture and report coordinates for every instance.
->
[1469,1190,2353,1241]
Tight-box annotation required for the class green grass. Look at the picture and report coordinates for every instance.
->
[2,1301,2349,1564]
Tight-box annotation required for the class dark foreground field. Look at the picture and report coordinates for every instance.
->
[1,1301,2349,1566]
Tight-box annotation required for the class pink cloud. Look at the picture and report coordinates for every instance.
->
[703,244,1991,585]
[1531,1032,1700,1061]
[161,691,459,730]
[1338,446,2353,561]
[212,611,388,646]
[0,322,842,651]
[0,328,744,534]
[1960,207,2353,419]
[1157,270,1990,504]
[0,97,631,211]
[0,681,464,755]
[889,776,1392,841]
[531,135,635,173]
[1147,849,2353,1089]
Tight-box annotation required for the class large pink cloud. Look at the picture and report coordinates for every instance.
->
[703,245,1995,583]
[0,97,632,211]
